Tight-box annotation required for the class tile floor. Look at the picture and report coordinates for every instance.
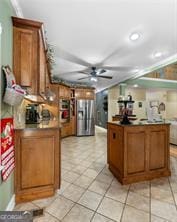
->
[14,126,177,222]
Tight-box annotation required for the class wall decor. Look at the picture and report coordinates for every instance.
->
[0,118,15,181]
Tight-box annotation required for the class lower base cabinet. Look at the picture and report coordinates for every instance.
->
[15,128,60,203]
[107,123,171,184]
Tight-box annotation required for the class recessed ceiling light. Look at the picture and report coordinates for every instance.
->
[130,33,140,41]
[91,77,97,82]
[154,52,162,58]
[133,84,138,87]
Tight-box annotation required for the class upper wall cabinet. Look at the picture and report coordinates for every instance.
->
[12,17,49,97]
[75,88,95,100]
[58,84,71,98]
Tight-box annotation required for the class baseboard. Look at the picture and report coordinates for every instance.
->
[95,125,107,132]
[6,194,15,211]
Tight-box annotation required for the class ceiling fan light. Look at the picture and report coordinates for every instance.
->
[130,32,140,41]
[91,77,97,82]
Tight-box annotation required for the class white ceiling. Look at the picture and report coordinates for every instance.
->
[15,0,177,91]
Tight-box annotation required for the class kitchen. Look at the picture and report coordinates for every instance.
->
[1,0,177,222]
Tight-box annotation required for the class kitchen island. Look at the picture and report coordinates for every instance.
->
[107,121,171,184]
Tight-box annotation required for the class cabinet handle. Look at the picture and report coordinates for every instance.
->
[113,133,116,139]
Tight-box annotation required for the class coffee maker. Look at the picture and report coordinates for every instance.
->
[26,104,40,124]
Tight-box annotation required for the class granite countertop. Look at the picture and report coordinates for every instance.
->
[15,120,61,130]
[108,120,171,126]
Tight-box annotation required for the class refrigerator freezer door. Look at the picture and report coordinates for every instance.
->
[77,100,95,136]
[77,100,86,136]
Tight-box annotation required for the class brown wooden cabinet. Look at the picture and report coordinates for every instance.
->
[75,88,95,100]
[12,17,49,98]
[58,85,71,98]
[61,122,72,138]
[15,128,60,203]
[107,122,171,184]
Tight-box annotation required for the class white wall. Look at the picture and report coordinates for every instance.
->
[108,85,177,120]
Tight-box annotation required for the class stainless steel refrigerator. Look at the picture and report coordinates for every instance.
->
[77,100,95,136]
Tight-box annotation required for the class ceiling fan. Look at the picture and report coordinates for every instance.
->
[77,67,112,81]
[53,46,137,82]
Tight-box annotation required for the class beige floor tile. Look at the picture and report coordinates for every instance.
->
[34,212,60,222]
[74,175,94,188]
[101,167,113,176]
[121,205,150,222]
[92,213,114,222]
[62,184,85,202]
[14,202,39,211]
[95,173,113,185]
[130,181,150,197]
[80,160,92,167]
[169,176,177,193]
[62,204,94,222]
[62,171,80,183]
[62,162,76,170]
[57,180,71,194]
[71,165,87,174]
[88,180,110,195]
[45,195,74,220]
[97,197,124,222]
[61,169,69,177]
[32,195,57,208]
[151,178,171,191]
[151,186,175,204]
[89,162,105,172]
[78,190,103,211]
[105,184,128,203]
[151,198,177,222]
[111,178,130,190]
[83,168,100,178]
[126,191,150,212]
[173,192,177,205]
[151,215,170,222]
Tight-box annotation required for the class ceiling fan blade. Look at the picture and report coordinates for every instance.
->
[59,71,81,75]
[97,69,106,75]
[54,46,92,67]
[97,75,112,79]
[78,71,90,75]
[99,66,134,71]
[78,76,90,80]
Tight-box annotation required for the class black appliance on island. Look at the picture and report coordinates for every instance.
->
[117,100,135,124]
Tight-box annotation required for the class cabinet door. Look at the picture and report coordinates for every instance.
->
[39,31,46,97]
[75,89,85,99]
[13,27,38,94]
[124,127,146,175]
[108,125,123,173]
[85,89,95,99]
[15,129,60,203]
[21,136,54,188]
[149,126,168,170]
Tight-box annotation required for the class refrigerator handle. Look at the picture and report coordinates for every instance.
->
[85,106,87,131]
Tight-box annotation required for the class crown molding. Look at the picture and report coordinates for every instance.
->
[10,0,24,17]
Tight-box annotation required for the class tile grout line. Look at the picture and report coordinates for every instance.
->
[89,175,115,222]
[168,177,177,211]
[120,183,131,222]
[60,150,110,221]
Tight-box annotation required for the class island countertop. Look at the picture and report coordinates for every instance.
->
[108,120,171,127]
